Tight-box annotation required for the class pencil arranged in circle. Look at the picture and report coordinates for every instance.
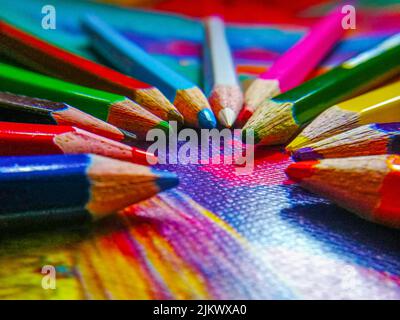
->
[285,155,400,228]
[0,91,138,144]
[243,33,400,146]
[0,122,157,165]
[0,20,180,123]
[203,16,243,128]
[291,123,400,161]
[237,7,345,126]
[82,15,216,129]
[287,80,400,152]
[0,154,179,229]
[0,63,170,139]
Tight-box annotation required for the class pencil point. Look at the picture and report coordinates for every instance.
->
[133,149,158,165]
[291,147,323,162]
[198,109,217,129]
[218,108,236,128]
[285,161,318,182]
[153,170,179,192]
[286,134,310,152]
[168,109,184,126]
[120,129,138,144]
[155,121,172,134]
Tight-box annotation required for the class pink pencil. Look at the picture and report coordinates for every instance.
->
[237,7,346,126]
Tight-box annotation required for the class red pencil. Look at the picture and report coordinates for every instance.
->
[0,122,157,165]
[0,20,183,124]
[286,155,400,228]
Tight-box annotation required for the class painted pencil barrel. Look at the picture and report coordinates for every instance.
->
[0,154,179,228]
[244,33,400,145]
[0,122,157,165]
[0,20,181,123]
[0,62,169,139]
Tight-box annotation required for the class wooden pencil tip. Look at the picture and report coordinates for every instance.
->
[218,108,236,128]
[291,147,323,162]
[285,161,318,182]
[152,169,179,192]
[286,134,311,152]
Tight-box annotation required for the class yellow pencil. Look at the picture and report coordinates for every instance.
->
[287,80,400,152]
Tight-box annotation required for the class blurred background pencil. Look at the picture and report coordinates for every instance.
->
[82,15,216,128]
[0,154,179,229]
[291,122,400,161]
[0,63,170,139]
[0,122,156,165]
[0,92,138,144]
[285,155,400,228]
[0,20,180,123]
[237,7,345,126]
[243,33,400,146]
[287,80,400,152]
[203,16,243,128]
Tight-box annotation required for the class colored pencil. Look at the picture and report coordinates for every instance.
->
[0,122,157,165]
[0,20,181,123]
[0,154,178,228]
[0,91,138,144]
[287,80,400,151]
[291,123,400,161]
[203,16,243,127]
[237,8,345,126]
[285,155,400,228]
[243,33,400,145]
[0,63,170,139]
[82,15,216,129]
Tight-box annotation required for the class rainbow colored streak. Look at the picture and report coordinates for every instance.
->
[0,191,291,299]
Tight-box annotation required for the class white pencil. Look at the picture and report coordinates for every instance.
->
[203,16,243,128]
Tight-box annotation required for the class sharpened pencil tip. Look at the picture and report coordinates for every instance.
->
[286,135,311,152]
[153,170,179,191]
[168,109,184,126]
[218,109,236,128]
[155,121,172,134]
[285,161,318,182]
[292,147,323,162]
[198,109,217,129]
[132,148,158,165]
[120,129,138,144]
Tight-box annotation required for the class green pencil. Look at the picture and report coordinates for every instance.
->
[0,63,170,139]
[243,33,400,145]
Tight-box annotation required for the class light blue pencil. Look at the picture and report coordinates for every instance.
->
[82,15,217,129]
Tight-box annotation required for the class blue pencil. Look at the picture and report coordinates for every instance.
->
[82,15,217,129]
[0,154,178,229]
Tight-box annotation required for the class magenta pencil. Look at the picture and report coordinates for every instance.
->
[237,7,346,126]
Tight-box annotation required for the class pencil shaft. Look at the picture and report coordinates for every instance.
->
[0,63,167,138]
[261,8,345,92]
[0,92,137,143]
[287,80,400,151]
[82,15,192,102]
[0,63,119,121]
[82,15,215,128]
[0,154,178,219]
[203,16,238,91]
[0,20,181,122]
[277,34,400,125]
[0,122,154,164]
